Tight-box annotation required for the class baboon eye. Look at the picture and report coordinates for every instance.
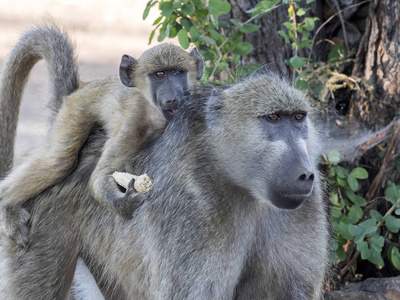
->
[268,114,280,121]
[295,113,305,121]
[155,71,165,78]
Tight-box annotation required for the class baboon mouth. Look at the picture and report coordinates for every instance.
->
[163,109,179,121]
[271,191,312,210]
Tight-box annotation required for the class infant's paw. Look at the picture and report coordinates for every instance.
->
[110,178,146,219]
[1,205,30,247]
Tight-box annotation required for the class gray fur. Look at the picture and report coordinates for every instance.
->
[2,74,328,299]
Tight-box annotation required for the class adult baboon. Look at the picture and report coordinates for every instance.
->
[0,26,203,247]
[2,72,329,299]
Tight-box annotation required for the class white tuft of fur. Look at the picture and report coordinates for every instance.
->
[68,258,105,300]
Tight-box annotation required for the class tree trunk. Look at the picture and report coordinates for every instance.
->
[226,0,326,78]
[350,0,400,129]
[226,0,291,76]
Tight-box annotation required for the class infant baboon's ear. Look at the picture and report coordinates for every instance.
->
[189,47,204,80]
[119,54,137,87]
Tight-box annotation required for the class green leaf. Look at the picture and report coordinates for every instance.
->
[209,0,231,16]
[192,0,204,9]
[207,28,220,40]
[295,79,309,90]
[356,240,368,251]
[370,235,384,251]
[278,30,290,44]
[345,190,367,207]
[339,220,353,240]
[396,209,400,216]
[181,3,194,15]
[388,245,400,270]
[385,184,400,205]
[160,1,174,17]
[328,150,341,164]
[330,206,342,218]
[328,45,347,61]
[336,166,348,179]
[194,8,209,19]
[296,8,307,16]
[233,42,253,55]
[348,224,362,237]
[210,14,219,29]
[349,205,363,224]
[230,18,241,28]
[336,246,346,261]
[165,23,172,38]
[385,215,400,233]
[347,174,359,191]
[289,56,305,69]
[180,19,191,30]
[359,219,377,235]
[153,16,163,25]
[331,239,339,251]
[200,35,217,45]
[178,29,189,49]
[190,26,200,42]
[370,210,383,222]
[337,177,347,187]
[350,167,369,179]
[143,0,158,20]
[148,28,157,44]
[369,248,384,267]
[157,28,166,42]
[239,24,260,33]
[361,248,371,260]
[304,17,315,31]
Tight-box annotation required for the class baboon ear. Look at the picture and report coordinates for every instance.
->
[189,47,204,80]
[119,54,137,87]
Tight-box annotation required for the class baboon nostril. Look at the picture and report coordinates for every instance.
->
[166,100,177,105]
[299,172,314,181]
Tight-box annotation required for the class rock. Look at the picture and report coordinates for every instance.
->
[324,276,400,300]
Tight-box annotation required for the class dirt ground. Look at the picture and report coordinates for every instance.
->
[0,0,176,164]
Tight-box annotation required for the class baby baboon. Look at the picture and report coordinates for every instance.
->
[0,26,203,246]
[2,73,329,299]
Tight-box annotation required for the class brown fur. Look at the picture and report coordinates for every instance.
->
[0,27,203,246]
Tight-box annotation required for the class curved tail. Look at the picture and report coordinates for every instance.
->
[0,24,79,178]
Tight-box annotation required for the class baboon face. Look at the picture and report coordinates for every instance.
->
[119,44,203,121]
[207,75,319,209]
[148,69,189,120]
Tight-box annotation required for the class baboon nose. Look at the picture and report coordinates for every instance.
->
[166,99,177,105]
[299,172,314,182]
[297,171,314,194]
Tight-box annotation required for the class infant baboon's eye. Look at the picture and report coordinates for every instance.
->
[155,71,165,78]
[268,114,280,121]
[295,113,305,121]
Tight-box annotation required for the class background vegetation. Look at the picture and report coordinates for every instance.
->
[144,0,400,293]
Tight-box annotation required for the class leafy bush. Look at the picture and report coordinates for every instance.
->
[144,0,316,82]
[326,150,400,271]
